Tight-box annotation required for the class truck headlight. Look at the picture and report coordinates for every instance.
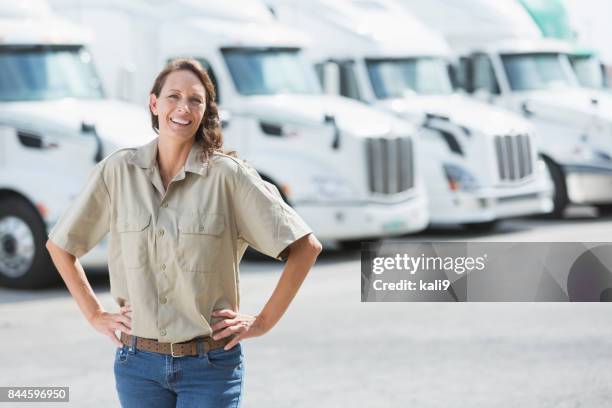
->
[443,164,480,192]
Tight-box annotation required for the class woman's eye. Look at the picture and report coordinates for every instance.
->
[190,99,202,104]
[168,94,179,100]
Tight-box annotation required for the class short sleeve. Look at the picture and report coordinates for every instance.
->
[233,162,313,260]
[48,160,111,258]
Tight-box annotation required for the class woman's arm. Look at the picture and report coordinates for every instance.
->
[46,240,132,346]
[211,233,322,349]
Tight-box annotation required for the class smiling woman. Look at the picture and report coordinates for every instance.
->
[45,58,322,408]
[148,59,228,190]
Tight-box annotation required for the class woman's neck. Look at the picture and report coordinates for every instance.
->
[156,136,194,189]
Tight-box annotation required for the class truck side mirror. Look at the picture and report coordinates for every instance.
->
[322,62,340,96]
[324,114,340,149]
[460,57,474,93]
[600,63,609,88]
[82,122,104,163]
[447,63,459,90]
[521,101,534,118]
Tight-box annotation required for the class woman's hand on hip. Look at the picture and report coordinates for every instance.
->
[210,309,268,350]
[88,304,132,347]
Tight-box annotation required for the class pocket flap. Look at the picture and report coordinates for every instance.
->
[117,213,151,232]
[179,213,225,236]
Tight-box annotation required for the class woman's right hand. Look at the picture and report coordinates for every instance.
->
[88,305,132,347]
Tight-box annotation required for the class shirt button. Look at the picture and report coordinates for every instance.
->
[160,297,167,304]
[162,203,168,208]
[160,329,167,336]
[161,264,166,270]
[158,229,165,237]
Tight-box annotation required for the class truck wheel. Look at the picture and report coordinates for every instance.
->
[338,238,383,251]
[543,158,568,218]
[595,204,612,216]
[0,197,58,289]
[338,239,363,251]
[462,220,498,232]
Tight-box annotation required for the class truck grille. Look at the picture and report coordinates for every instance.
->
[365,137,414,194]
[494,134,533,181]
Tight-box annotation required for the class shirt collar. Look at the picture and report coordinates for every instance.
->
[128,137,158,169]
[184,140,210,178]
[128,137,209,178]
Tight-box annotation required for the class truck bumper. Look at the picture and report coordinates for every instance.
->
[294,194,429,241]
[564,164,612,205]
[429,177,553,224]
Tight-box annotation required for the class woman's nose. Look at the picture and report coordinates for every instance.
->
[176,98,190,111]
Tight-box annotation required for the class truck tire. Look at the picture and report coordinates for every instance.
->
[338,237,383,251]
[0,196,58,289]
[542,157,568,218]
[595,204,612,217]
[462,220,498,232]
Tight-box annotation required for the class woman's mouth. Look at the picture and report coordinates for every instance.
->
[170,117,192,127]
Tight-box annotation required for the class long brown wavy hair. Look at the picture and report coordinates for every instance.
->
[149,58,235,162]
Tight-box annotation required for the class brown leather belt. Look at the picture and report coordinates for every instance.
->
[120,332,232,357]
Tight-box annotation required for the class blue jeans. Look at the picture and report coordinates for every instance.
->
[114,336,244,408]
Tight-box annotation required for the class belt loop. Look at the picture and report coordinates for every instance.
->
[197,340,205,358]
[128,334,137,354]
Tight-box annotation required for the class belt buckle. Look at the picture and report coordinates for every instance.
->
[170,342,186,358]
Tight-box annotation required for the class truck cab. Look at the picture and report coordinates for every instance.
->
[401,0,612,216]
[515,0,610,91]
[0,2,155,288]
[50,0,430,245]
[458,39,612,216]
[266,0,553,228]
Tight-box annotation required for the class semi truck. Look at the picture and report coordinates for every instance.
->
[402,0,612,217]
[516,0,609,91]
[265,0,553,229]
[0,1,155,288]
[49,0,430,246]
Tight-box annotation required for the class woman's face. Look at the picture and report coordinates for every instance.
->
[150,70,207,142]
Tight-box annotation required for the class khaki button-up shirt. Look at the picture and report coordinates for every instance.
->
[48,137,312,343]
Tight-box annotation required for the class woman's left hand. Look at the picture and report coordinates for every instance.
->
[210,309,268,350]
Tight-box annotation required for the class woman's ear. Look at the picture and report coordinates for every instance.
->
[149,94,158,116]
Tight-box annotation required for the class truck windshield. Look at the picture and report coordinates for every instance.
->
[222,48,321,95]
[0,45,103,102]
[569,54,604,89]
[365,57,453,99]
[501,53,574,91]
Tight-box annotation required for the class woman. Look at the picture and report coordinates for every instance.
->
[46,58,322,407]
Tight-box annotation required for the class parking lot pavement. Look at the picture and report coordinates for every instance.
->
[1,212,612,407]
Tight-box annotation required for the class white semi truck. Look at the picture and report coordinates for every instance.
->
[266,0,553,229]
[516,0,609,91]
[49,0,430,246]
[402,0,612,217]
[0,1,155,288]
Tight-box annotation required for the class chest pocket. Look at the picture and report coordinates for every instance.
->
[117,213,151,269]
[177,213,225,273]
